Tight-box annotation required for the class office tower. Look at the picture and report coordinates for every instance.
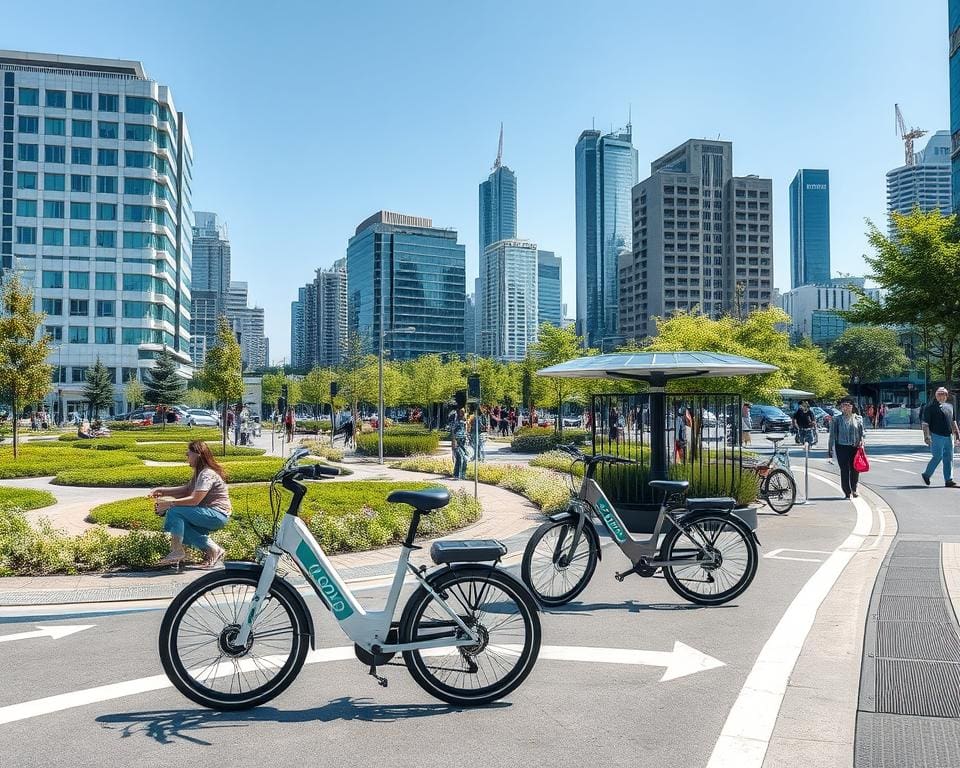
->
[886,130,952,235]
[298,260,347,368]
[225,281,267,371]
[575,124,638,347]
[619,139,773,340]
[0,50,193,418]
[537,250,562,328]
[464,292,477,354]
[290,287,306,370]
[780,279,884,345]
[346,211,465,360]
[480,239,538,361]
[479,126,518,256]
[189,211,231,367]
[951,1,960,211]
[789,169,831,288]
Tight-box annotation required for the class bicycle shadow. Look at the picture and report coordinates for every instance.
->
[96,697,497,744]
[540,600,706,615]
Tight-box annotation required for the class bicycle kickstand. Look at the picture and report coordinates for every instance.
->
[368,664,388,688]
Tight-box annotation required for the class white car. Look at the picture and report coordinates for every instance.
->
[185,409,220,427]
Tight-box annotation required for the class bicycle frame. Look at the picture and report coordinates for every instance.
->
[233,503,481,655]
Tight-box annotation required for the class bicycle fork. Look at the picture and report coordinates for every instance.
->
[234,549,282,647]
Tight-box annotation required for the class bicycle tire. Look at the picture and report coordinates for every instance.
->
[661,513,758,606]
[159,570,310,710]
[521,518,599,606]
[400,566,541,706]
[763,468,796,514]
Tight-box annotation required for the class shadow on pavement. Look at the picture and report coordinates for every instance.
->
[541,600,705,615]
[96,697,494,744]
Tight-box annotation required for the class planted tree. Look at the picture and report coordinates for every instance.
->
[529,323,591,435]
[124,378,144,411]
[0,275,52,458]
[203,316,244,455]
[143,346,186,428]
[83,357,114,419]
[828,325,909,399]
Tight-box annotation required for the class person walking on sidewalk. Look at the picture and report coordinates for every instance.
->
[827,397,865,499]
[921,387,960,487]
[149,440,231,568]
[793,400,818,447]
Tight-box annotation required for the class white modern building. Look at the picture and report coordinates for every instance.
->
[225,281,267,371]
[886,130,952,236]
[0,50,193,419]
[480,238,538,361]
[779,278,884,346]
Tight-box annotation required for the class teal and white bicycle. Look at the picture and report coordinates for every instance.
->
[158,448,541,709]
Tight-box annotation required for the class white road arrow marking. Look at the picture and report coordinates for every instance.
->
[0,625,93,644]
[0,640,724,725]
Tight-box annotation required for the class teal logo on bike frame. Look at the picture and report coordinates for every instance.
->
[297,541,354,620]
[596,498,627,543]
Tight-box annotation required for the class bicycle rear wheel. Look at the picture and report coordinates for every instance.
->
[400,566,541,706]
[521,518,598,606]
[159,570,310,710]
[764,469,796,514]
[661,514,758,606]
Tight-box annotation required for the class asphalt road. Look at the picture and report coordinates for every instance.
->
[0,472,864,768]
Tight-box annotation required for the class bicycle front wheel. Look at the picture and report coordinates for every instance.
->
[159,570,310,710]
[400,566,541,706]
[764,469,796,513]
[521,519,598,606]
[661,514,758,606]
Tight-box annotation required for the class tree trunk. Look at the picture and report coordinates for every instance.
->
[11,390,18,460]
[222,401,228,456]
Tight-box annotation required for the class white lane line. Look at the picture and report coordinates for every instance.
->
[706,470,874,768]
[893,468,917,475]
[0,641,724,725]
[762,548,831,563]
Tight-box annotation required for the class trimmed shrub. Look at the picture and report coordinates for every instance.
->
[355,430,440,457]
[53,458,293,487]
[295,420,332,434]
[511,427,589,454]
[0,447,141,479]
[298,440,345,463]
[127,442,265,462]
[0,487,56,512]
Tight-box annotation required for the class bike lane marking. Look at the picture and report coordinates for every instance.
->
[0,640,725,726]
[706,470,874,768]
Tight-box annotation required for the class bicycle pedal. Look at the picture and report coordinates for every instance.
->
[614,571,627,582]
[368,665,388,687]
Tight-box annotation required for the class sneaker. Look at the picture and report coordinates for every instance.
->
[922,473,931,486]
[947,480,958,488]
[852,492,859,498]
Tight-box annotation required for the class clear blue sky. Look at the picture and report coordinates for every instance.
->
[6,0,952,361]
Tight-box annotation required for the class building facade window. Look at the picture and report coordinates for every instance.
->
[70,202,90,220]
[98,94,119,112]
[95,273,116,291]
[41,298,62,315]
[96,230,116,248]
[97,148,118,166]
[69,299,89,316]
[43,200,64,219]
[68,271,89,289]
[16,226,36,244]
[18,87,39,106]
[95,299,115,317]
[42,227,64,246]
[95,327,115,344]
[44,117,66,136]
[96,175,117,194]
[15,200,36,217]
[71,174,91,193]
[45,90,66,108]
[42,270,63,288]
[71,146,92,165]
[96,203,116,220]
[17,172,37,189]
[68,326,88,344]
[69,229,90,247]
[72,92,92,111]
[17,143,37,161]
[44,144,65,164]
[46,325,63,341]
[97,121,118,139]
[18,116,38,134]
[44,173,64,191]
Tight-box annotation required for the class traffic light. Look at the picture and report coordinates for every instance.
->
[330,381,339,398]
[455,390,467,409]
[467,374,481,402]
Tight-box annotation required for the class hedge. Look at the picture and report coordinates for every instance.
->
[103,424,223,439]
[0,447,142,479]
[126,443,266,462]
[299,439,345,462]
[511,427,589,454]
[390,457,571,514]
[0,487,57,513]
[355,430,440,457]
[295,420,332,434]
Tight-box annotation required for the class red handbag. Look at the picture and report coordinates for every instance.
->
[853,445,870,473]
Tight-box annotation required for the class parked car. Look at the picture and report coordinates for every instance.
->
[562,415,583,428]
[185,409,220,427]
[749,404,792,433]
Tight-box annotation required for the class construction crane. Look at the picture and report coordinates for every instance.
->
[895,104,927,167]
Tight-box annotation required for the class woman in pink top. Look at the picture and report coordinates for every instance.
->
[150,440,232,568]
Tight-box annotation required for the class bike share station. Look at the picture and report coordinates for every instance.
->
[523,352,779,606]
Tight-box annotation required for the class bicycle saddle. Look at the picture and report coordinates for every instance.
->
[765,436,784,444]
[387,487,450,511]
[648,480,689,492]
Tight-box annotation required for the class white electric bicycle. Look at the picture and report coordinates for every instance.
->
[158,448,541,709]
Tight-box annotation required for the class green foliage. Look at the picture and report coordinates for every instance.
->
[143,346,186,406]
[124,378,144,410]
[202,317,244,452]
[0,274,53,458]
[295,419,332,434]
[262,370,301,409]
[0,446,141,478]
[83,357,115,418]
[52,459,292,487]
[828,325,910,384]
[354,429,440,457]
[299,439,345,462]
[182,386,215,409]
[126,442,265,462]
[99,424,222,439]
[511,427,589,453]
[0,487,56,512]
[846,210,960,384]
[300,367,335,414]
[529,324,592,429]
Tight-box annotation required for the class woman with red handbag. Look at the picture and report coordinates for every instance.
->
[827,397,865,499]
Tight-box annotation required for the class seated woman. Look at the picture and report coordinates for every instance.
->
[149,440,231,568]
[77,421,95,439]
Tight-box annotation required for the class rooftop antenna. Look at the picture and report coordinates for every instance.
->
[627,104,632,132]
[493,122,503,170]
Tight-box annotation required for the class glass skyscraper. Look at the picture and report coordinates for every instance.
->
[886,131,952,237]
[789,169,831,288]
[480,239,538,361]
[0,49,193,419]
[575,125,638,347]
[951,0,960,211]
[479,165,517,257]
[537,250,562,328]
[347,211,465,360]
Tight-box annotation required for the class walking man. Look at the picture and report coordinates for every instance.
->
[921,387,960,487]
[792,400,818,448]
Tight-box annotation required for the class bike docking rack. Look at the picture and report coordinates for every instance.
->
[536,352,779,530]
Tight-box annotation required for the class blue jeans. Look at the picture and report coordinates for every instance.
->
[164,506,229,552]
[925,433,955,483]
[453,445,468,479]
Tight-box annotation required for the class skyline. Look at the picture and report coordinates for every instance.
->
[4,0,953,362]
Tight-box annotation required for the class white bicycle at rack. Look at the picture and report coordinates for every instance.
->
[158,448,542,709]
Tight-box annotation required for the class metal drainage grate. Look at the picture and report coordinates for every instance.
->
[880,580,947,598]
[876,659,960,718]
[856,712,960,768]
[879,595,953,623]
[892,541,941,557]
[877,621,960,662]
[885,567,942,581]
